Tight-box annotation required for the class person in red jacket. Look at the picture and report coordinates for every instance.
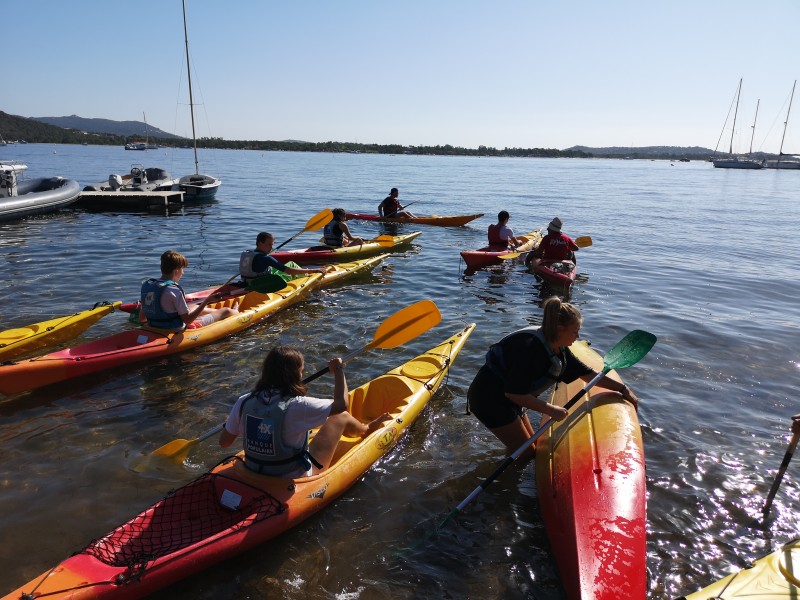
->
[525,217,579,268]
[487,210,520,249]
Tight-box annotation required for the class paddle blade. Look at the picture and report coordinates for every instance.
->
[148,437,199,464]
[373,235,399,247]
[368,300,442,350]
[304,208,334,232]
[246,273,290,294]
[498,252,521,260]
[603,329,657,372]
[575,235,592,248]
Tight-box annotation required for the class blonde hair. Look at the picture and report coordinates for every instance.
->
[541,297,582,343]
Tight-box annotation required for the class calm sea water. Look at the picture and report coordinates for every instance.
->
[0,144,798,599]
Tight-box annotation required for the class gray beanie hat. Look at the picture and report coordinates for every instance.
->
[548,217,563,233]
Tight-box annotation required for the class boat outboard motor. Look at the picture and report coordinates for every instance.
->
[108,174,124,190]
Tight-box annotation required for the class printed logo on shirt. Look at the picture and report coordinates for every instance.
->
[245,414,276,456]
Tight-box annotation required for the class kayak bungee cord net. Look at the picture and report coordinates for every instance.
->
[80,470,284,578]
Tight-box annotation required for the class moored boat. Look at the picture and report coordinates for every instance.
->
[0,255,386,395]
[0,302,121,361]
[270,232,421,264]
[460,229,542,269]
[345,212,484,227]
[0,162,81,222]
[535,339,647,600]
[532,260,577,289]
[1,323,476,600]
[678,538,800,599]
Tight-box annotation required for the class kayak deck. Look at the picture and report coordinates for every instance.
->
[4,323,477,600]
[532,260,577,289]
[535,339,647,600]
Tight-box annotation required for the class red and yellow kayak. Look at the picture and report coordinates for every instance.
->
[536,339,647,600]
[532,260,577,289]
[2,323,476,600]
[0,302,121,361]
[345,212,483,227]
[271,232,421,264]
[460,230,542,269]
[0,255,385,396]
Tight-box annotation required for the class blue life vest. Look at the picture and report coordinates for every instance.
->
[140,279,185,331]
[323,221,343,246]
[239,389,317,476]
[484,326,565,397]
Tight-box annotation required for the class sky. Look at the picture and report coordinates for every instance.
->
[5,1,799,151]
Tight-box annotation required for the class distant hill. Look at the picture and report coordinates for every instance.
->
[0,111,124,145]
[568,145,723,160]
[33,115,182,139]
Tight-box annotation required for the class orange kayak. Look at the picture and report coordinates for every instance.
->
[535,340,647,599]
[0,255,385,396]
[460,230,542,269]
[2,323,476,600]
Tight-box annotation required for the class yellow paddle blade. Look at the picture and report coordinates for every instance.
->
[575,235,592,248]
[148,437,200,463]
[304,208,334,232]
[497,252,521,260]
[373,235,399,247]
[367,299,442,350]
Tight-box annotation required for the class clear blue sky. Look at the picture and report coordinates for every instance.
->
[6,1,799,151]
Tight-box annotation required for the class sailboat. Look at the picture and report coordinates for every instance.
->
[763,80,800,170]
[712,78,764,170]
[176,0,221,199]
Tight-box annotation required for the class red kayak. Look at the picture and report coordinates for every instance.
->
[460,230,542,269]
[536,340,647,599]
[532,260,577,289]
[345,212,483,227]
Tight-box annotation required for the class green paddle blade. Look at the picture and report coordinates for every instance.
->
[603,329,657,372]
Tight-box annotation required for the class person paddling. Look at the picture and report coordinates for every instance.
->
[487,210,520,249]
[219,346,388,476]
[525,217,579,269]
[322,208,365,247]
[141,250,240,331]
[239,232,329,285]
[378,187,416,218]
[467,297,638,460]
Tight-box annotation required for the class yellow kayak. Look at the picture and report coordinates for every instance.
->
[680,538,800,599]
[0,301,121,361]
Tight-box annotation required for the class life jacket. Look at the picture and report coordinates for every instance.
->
[487,223,506,246]
[381,197,401,216]
[239,389,318,476]
[140,279,185,331]
[484,327,565,397]
[239,248,264,283]
[323,221,344,246]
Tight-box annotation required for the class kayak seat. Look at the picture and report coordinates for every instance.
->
[353,376,414,419]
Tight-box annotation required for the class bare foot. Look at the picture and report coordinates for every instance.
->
[365,412,391,435]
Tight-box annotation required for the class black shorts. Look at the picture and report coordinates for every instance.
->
[467,365,524,429]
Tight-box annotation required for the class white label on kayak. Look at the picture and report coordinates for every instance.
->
[136,335,149,344]
[220,489,242,510]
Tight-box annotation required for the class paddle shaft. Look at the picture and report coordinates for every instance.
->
[762,414,800,516]
[386,201,417,217]
[274,209,333,251]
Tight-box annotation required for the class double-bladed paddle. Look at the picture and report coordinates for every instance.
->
[762,413,800,519]
[273,208,334,251]
[498,235,593,260]
[385,201,418,217]
[140,299,442,466]
[397,329,656,552]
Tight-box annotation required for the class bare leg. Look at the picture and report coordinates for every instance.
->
[489,416,537,461]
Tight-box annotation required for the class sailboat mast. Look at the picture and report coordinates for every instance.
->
[182,0,199,175]
[748,99,759,155]
[729,78,742,156]
[143,112,149,145]
[778,80,796,156]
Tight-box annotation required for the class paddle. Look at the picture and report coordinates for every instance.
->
[761,413,800,518]
[273,208,334,251]
[142,299,442,466]
[498,235,593,260]
[404,329,656,548]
